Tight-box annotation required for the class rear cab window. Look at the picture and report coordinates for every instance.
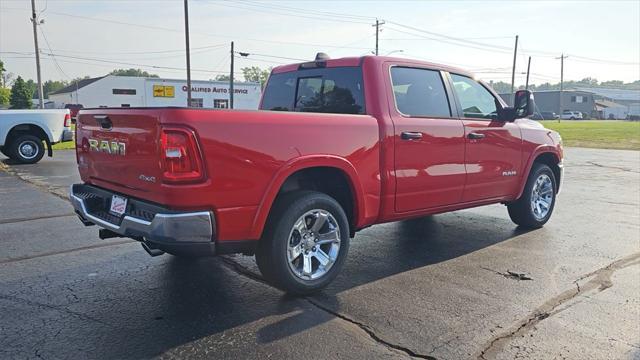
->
[260,67,365,115]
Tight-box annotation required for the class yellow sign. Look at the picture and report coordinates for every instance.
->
[153,85,175,98]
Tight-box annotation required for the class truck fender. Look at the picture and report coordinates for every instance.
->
[515,145,561,199]
[249,155,366,239]
[1,123,55,145]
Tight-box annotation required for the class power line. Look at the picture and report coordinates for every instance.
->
[236,0,376,21]
[39,26,71,81]
[0,6,373,51]
[204,1,372,25]
[383,26,515,55]
[45,43,227,56]
[39,52,230,74]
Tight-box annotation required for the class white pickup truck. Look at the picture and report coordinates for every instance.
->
[0,109,73,164]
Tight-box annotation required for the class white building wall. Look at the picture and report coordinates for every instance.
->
[49,76,261,110]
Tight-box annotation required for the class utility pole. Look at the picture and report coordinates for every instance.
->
[30,0,44,109]
[372,19,385,56]
[183,0,192,107]
[230,41,234,109]
[556,53,568,122]
[525,56,531,90]
[510,35,519,100]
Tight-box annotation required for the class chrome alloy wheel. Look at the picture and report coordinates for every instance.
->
[18,140,39,160]
[531,174,553,220]
[287,209,341,281]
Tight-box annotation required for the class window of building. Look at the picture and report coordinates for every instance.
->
[214,99,229,109]
[450,74,498,119]
[121,104,130,107]
[571,95,586,103]
[112,89,137,95]
[261,67,365,114]
[190,98,203,108]
[390,67,451,117]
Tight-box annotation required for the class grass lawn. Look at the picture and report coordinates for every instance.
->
[51,141,76,150]
[539,120,640,151]
[51,124,76,150]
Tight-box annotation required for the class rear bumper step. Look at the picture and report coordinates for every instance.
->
[69,183,216,256]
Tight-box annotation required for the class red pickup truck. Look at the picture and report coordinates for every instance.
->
[70,55,563,294]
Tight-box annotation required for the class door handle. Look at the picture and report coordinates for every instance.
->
[468,132,485,140]
[94,115,112,130]
[401,131,423,140]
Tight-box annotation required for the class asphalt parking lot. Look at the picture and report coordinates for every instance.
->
[1,148,639,359]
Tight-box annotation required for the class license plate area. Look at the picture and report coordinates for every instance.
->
[109,195,128,216]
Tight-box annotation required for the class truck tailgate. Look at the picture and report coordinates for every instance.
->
[76,109,163,193]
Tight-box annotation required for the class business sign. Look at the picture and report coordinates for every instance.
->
[153,85,175,97]
[181,85,249,95]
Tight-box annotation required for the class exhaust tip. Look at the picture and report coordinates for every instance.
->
[141,241,165,257]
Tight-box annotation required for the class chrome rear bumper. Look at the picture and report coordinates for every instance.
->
[69,184,215,255]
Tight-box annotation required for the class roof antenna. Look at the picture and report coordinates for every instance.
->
[315,52,330,61]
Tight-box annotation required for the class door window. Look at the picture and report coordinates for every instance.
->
[450,74,498,119]
[390,67,451,117]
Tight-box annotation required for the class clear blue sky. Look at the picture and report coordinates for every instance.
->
[1,0,638,85]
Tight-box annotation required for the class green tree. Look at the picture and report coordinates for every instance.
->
[214,74,230,81]
[43,80,68,97]
[487,81,512,93]
[241,66,271,86]
[109,68,159,77]
[0,59,5,87]
[25,79,38,99]
[0,87,10,108]
[10,76,33,109]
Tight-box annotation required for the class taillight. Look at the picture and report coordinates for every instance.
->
[160,127,205,183]
[64,113,71,127]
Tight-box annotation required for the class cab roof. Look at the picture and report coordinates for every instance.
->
[271,55,473,78]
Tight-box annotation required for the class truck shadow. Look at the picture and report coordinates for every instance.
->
[255,211,534,343]
[147,210,535,354]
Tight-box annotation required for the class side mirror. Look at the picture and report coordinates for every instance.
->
[513,90,534,118]
[498,90,534,122]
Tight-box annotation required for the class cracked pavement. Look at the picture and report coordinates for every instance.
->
[1,148,639,359]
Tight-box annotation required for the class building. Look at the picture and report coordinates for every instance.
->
[48,75,262,110]
[575,87,640,119]
[500,87,640,119]
[500,90,596,118]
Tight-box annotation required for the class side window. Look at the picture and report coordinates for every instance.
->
[390,67,451,117]
[450,74,498,119]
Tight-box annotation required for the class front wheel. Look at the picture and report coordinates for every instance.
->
[507,163,557,228]
[256,191,350,295]
[8,135,45,164]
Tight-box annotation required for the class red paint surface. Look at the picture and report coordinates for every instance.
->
[76,56,563,242]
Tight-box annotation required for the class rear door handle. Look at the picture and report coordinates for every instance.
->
[401,131,423,140]
[468,132,485,140]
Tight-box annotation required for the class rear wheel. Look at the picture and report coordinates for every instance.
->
[256,191,350,295]
[507,163,557,228]
[0,146,9,158]
[8,134,45,164]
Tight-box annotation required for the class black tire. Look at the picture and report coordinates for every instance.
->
[507,163,557,228]
[0,146,9,158]
[256,190,350,295]
[8,134,45,164]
